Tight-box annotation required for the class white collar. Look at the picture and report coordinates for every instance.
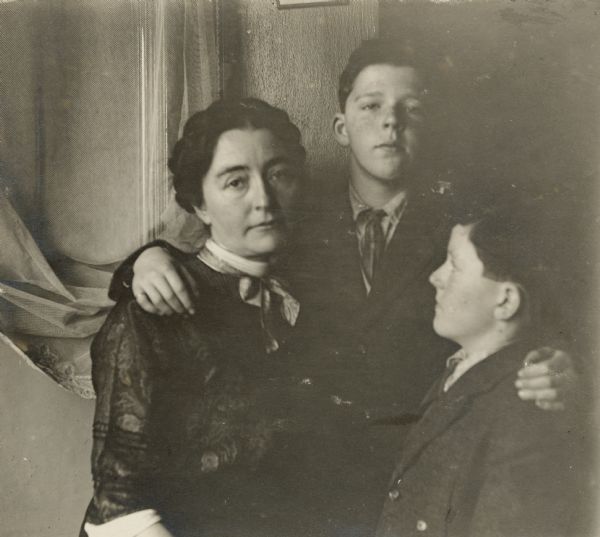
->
[444,339,518,392]
[203,238,269,278]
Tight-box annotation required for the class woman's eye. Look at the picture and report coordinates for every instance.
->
[225,176,248,189]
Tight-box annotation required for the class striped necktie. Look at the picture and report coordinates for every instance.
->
[358,208,387,289]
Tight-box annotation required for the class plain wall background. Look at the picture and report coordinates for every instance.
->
[0,339,93,537]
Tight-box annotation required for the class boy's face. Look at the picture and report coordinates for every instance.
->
[429,225,503,349]
[334,64,425,187]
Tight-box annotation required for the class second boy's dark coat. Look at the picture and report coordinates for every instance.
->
[376,341,581,537]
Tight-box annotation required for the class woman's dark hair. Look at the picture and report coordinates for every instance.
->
[169,98,306,213]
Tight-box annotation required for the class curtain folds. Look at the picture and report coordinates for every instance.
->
[0,189,110,398]
[0,0,218,397]
[158,0,217,252]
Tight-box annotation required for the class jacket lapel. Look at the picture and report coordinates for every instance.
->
[309,186,447,325]
[364,195,445,326]
[324,193,368,304]
[393,341,532,479]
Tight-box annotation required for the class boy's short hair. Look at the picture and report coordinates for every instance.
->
[457,203,559,329]
[338,39,420,111]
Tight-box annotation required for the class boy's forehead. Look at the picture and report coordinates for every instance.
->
[350,64,423,96]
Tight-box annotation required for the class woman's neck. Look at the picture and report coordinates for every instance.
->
[204,238,270,278]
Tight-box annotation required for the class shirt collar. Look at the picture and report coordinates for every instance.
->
[349,183,408,225]
[446,348,489,370]
[444,338,520,392]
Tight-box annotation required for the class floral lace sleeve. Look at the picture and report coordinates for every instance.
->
[84,299,170,525]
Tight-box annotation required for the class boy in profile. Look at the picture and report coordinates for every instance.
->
[377,205,583,537]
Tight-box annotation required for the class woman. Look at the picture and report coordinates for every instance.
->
[81,98,306,537]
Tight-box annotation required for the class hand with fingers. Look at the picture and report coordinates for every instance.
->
[515,347,578,411]
[132,246,198,316]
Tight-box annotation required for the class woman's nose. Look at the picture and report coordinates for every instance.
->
[251,175,275,210]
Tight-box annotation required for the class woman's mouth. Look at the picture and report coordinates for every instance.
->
[250,220,281,231]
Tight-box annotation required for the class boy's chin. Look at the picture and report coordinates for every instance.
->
[370,163,413,185]
[432,318,454,342]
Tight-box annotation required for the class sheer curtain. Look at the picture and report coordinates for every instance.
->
[0,0,218,398]
[0,189,110,398]
[158,0,217,252]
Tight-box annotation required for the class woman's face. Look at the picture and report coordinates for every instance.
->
[195,128,302,260]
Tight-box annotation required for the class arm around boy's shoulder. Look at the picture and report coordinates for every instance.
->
[108,240,193,302]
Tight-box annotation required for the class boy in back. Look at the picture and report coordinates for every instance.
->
[376,205,583,537]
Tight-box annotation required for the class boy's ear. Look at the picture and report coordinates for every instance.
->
[333,113,350,147]
[193,205,211,226]
[494,282,522,321]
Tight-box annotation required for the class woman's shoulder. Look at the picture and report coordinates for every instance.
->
[181,255,242,300]
[91,297,173,366]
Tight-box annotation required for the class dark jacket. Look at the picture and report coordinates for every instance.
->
[376,341,583,537]
[290,185,454,417]
[275,186,458,536]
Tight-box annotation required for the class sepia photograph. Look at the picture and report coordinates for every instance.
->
[0,0,598,536]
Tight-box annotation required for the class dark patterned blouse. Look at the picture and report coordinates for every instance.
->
[82,257,298,537]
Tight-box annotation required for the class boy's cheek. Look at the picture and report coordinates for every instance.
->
[348,114,374,131]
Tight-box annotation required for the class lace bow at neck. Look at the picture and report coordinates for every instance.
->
[198,239,299,353]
